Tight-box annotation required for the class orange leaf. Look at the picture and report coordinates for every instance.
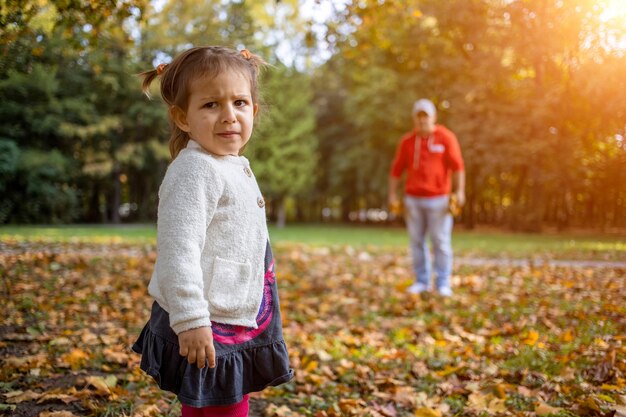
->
[523,330,539,346]
[561,329,575,342]
[59,349,90,370]
[338,398,365,413]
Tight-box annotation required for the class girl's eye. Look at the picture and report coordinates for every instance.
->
[234,100,247,107]
[203,102,217,108]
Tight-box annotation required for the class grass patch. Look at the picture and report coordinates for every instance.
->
[1,224,624,261]
[502,346,563,375]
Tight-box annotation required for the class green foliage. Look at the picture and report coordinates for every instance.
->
[0,138,19,179]
[248,64,318,199]
[0,64,63,145]
[0,139,20,223]
[1,147,80,224]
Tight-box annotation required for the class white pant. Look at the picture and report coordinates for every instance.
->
[404,195,453,290]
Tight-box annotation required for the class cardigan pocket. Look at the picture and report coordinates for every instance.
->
[209,257,252,315]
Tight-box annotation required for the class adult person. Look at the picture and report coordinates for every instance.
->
[388,99,465,296]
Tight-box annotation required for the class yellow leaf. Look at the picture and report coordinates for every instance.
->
[412,10,423,18]
[598,394,616,403]
[436,365,463,377]
[594,338,609,348]
[414,407,441,417]
[84,376,111,395]
[304,360,318,372]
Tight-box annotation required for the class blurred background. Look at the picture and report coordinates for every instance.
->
[1,0,625,232]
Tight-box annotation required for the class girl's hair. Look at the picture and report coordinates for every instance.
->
[140,46,267,159]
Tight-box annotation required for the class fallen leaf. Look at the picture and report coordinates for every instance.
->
[265,404,302,417]
[3,353,48,370]
[132,404,161,417]
[36,389,80,404]
[535,401,562,416]
[4,390,42,404]
[338,398,366,413]
[610,405,626,417]
[414,407,441,417]
[84,376,112,395]
[371,402,397,417]
[523,329,540,346]
[49,337,72,346]
[59,348,90,370]
[561,328,574,342]
[467,392,506,413]
[39,412,81,417]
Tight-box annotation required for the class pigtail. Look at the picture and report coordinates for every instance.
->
[239,49,268,75]
[139,64,169,99]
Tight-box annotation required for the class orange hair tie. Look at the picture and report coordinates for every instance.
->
[156,63,168,75]
[240,49,252,60]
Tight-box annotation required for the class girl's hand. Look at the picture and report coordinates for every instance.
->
[178,326,216,369]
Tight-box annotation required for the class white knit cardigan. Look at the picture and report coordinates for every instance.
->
[148,140,269,334]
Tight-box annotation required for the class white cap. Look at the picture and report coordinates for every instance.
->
[412,98,437,118]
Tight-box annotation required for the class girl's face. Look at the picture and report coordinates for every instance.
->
[172,70,258,156]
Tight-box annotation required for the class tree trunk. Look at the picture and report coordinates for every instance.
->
[276,197,286,229]
[466,171,476,229]
[111,162,121,224]
[509,165,528,230]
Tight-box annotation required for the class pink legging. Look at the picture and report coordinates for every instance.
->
[181,395,249,417]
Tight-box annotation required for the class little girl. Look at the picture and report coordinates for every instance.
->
[132,46,293,417]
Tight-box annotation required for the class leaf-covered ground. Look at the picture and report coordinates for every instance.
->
[1,241,625,417]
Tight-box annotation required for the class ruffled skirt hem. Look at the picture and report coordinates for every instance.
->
[132,322,294,407]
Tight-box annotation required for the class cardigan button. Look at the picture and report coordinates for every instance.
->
[257,197,265,208]
[243,166,252,177]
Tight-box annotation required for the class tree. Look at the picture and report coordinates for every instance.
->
[247,64,318,227]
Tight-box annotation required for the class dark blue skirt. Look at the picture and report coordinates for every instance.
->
[132,242,294,407]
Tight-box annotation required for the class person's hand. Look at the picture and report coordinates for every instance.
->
[388,195,402,216]
[178,326,216,369]
[454,190,466,208]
